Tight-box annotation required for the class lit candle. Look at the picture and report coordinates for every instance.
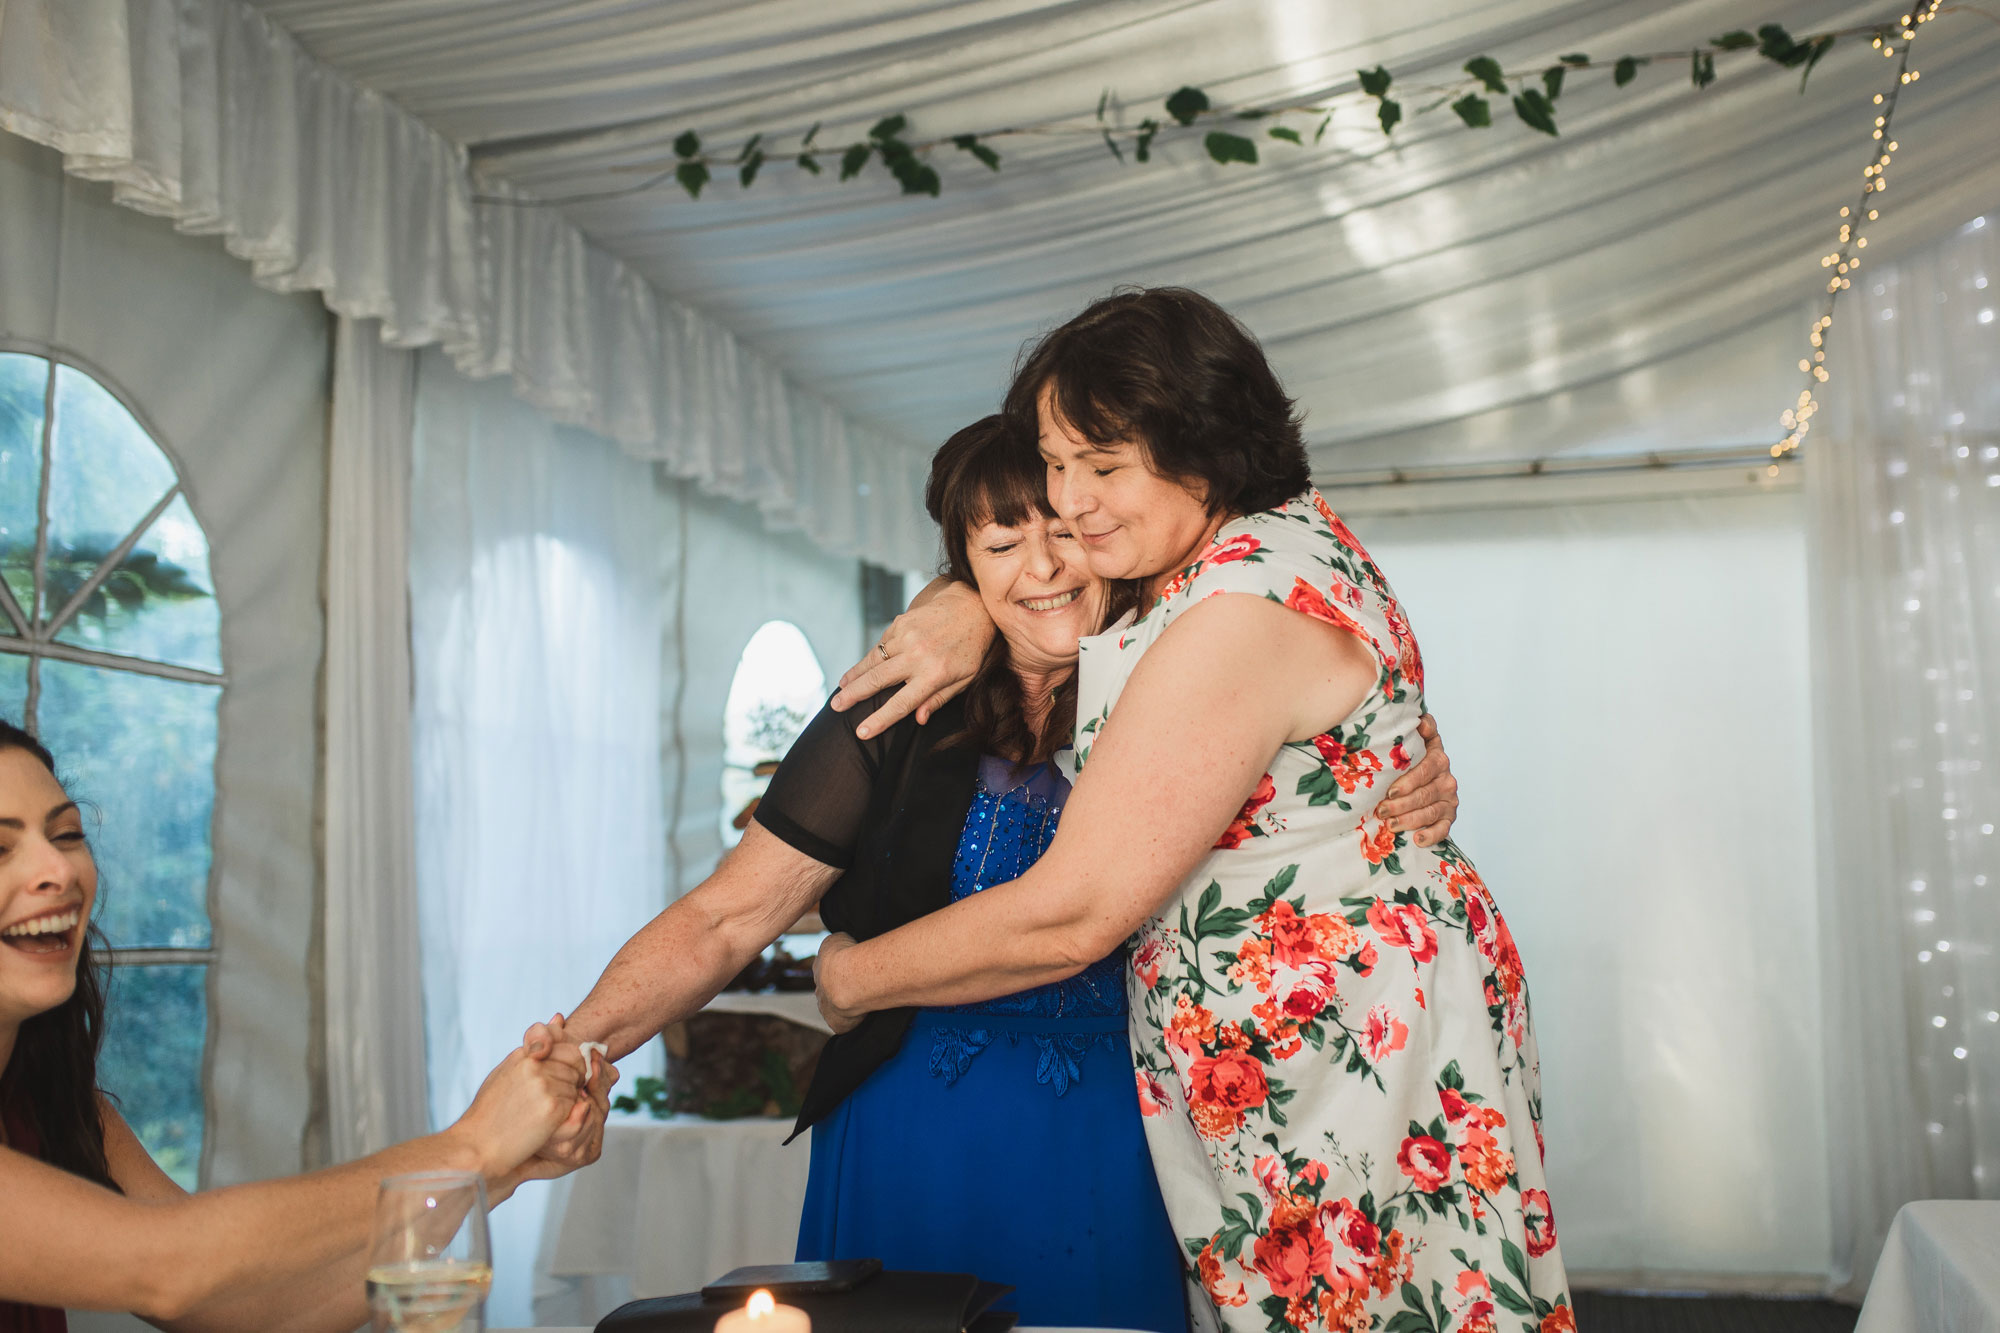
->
[713,1289,811,1333]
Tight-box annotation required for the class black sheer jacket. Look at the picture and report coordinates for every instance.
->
[754,692,979,1139]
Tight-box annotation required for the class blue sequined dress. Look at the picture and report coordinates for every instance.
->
[795,757,1187,1332]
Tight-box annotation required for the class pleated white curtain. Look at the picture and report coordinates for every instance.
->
[408,349,672,1325]
[322,317,429,1164]
[1811,210,2000,1297]
[0,0,935,571]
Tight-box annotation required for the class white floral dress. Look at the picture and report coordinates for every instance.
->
[1069,490,1571,1333]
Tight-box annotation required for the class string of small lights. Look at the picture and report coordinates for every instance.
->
[1774,1,1944,465]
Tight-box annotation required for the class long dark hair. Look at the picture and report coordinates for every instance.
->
[925,416,1138,766]
[0,719,116,1189]
[1004,286,1311,518]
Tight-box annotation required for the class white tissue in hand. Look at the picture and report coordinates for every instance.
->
[580,1041,608,1081]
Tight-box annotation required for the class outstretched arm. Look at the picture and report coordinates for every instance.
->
[0,1040,593,1331]
[548,823,841,1061]
[816,593,1378,1023]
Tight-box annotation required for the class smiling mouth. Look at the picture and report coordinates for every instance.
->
[1,907,81,957]
[1020,589,1082,612]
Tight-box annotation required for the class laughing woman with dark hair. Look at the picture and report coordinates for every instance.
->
[0,720,611,1333]
[816,289,1571,1333]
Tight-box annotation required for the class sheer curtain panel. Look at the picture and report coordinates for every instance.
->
[322,316,428,1163]
[408,350,670,1324]
[1812,211,2000,1296]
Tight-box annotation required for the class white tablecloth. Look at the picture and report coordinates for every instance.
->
[532,1113,813,1324]
[1858,1201,2000,1333]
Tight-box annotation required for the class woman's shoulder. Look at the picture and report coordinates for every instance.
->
[1166,489,1388,607]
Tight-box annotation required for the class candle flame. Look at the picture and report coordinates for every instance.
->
[747,1291,776,1320]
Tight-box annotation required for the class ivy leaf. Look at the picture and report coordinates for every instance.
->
[1101,127,1125,162]
[736,133,763,163]
[952,134,1001,170]
[738,150,765,188]
[1712,30,1758,50]
[1359,65,1394,97]
[1543,66,1566,100]
[869,114,908,141]
[1378,97,1402,134]
[1614,55,1644,86]
[673,130,701,160]
[902,164,941,196]
[1135,117,1160,162]
[1204,131,1258,165]
[795,152,821,175]
[1463,57,1506,94]
[1165,85,1210,126]
[1268,125,1303,145]
[1758,23,1810,66]
[1799,34,1836,91]
[675,160,709,198]
[1451,94,1491,127]
[1559,52,1591,66]
[1512,88,1558,135]
[801,122,822,148]
[1096,88,1110,121]
[1691,50,1716,88]
[1314,113,1332,143]
[839,142,873,180]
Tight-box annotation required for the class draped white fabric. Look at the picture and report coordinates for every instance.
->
[408,350,672,1324]
[1811,212,2000,1297]
[0,0,935,570]
[246,0,2000,473]
[322,316,429,1164]
[1350,488,1827,1288]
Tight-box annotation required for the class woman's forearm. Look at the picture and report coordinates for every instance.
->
[820,862,1110,1014]
[562,898,752,1059]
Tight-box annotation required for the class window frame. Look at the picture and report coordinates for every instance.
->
[0,338,226,1171]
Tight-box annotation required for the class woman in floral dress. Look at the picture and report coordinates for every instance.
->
[817,288,1570,1333]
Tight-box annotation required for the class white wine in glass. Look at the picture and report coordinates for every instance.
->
[367,1172,493,1333]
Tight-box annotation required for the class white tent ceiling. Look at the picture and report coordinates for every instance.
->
[224,1,2000,471]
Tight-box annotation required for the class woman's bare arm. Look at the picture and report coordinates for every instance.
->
[0,1044,590,1325]
[551,823,842,1060]
[816,593,1377,1022]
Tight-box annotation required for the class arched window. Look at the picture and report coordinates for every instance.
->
[0,350,222,1189]
[718,621,825,849]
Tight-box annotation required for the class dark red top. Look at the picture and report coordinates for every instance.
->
[1,1076,70,1333]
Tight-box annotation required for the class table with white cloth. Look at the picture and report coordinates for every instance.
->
[1857,1201,2000,1333]
[532,1112,814,1325]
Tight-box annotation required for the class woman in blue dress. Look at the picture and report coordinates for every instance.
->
[549,415,1185,1329]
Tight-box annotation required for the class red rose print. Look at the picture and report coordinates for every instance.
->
[1384,598,1425,691]
[1452,1269,1498,1333]
[1253,1154,1288,1200]
[1281,979,1331,1020]
[1354,941,1379,977]
[1319,1197,1379,1292]
[1359,818,1400,866]
[1135,1068,1172,1118]
[1208,532,1263,564]
[1188,1049,1269,1116]
[1259,900,1318,969]
[1460,1124,1515,1194]
[1250,1220,1332,1300]
[1397,1135,1452,1192]
[1283,578,1385,670]
[1196,1240,1249,1307]
[1366,900,1439,964]
[1541,1306,1577,1333]
[1215,773,1276,849]
[1440,1086,1475,1125]
[1390,739,1412,770]
[1297,1158,1330,1187]
[1362,1002,1409,1063]
[1312,734,1384,794]
[1523,1188,1558,1258]
[1131,938,1166,990]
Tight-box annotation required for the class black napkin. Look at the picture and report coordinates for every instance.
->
[595,1270,1016,1333]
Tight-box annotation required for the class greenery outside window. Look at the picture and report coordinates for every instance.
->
[0,348,222,1189]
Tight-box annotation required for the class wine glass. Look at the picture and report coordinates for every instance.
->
[366,1171,494,1333]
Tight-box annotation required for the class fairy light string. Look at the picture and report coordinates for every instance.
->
[1775,0,1943,463]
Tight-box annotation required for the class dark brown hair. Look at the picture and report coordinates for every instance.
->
[925,416,1137,766]
[1004,286,1311,518]
[0,719,117,1190]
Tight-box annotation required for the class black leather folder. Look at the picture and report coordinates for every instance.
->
[594,1269,1017,1333]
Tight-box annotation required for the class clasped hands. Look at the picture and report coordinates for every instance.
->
[505,1015,619,1178]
